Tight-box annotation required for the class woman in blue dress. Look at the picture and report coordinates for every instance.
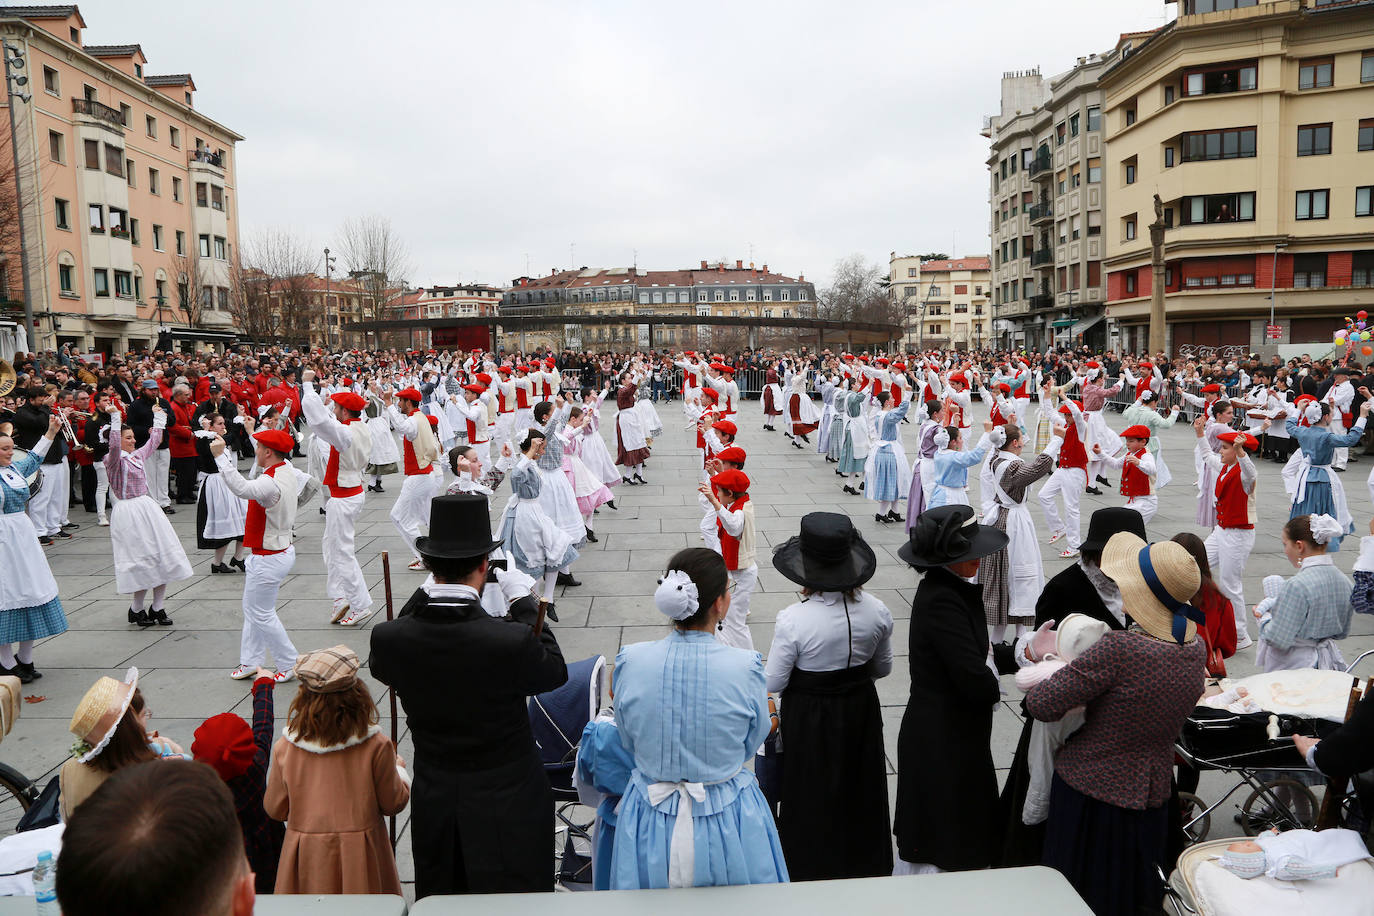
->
[927,423,994,510]
[825,379,850,464]
[1285,395,1370,551]
[863,392,911,523]
[606,547,788,889]
[837,391,869,496]
[0,411,68,682]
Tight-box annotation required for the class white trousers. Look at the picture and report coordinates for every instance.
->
[468,439,491,471]
[323,491,371,613]
[391,471,439,559]
[147,448,171,507]
[241,547,298,670]
[1125,495,1158,525]
[698,491,720,551]
[94,461,111,520]
[1205,526,1255,642]
[27,460,68,535]
[491,413,515,459]
[718,563,757,651]
[1038,466,1086,550]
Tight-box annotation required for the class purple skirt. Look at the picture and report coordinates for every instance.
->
[906,460,927,533]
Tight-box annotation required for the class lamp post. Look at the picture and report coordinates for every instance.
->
[3,41,35,353]
[153,292,170,352]
[1268,241,1288,343]
[323,247,336,351]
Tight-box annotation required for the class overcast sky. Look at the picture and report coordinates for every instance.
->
[93,0,1174,289]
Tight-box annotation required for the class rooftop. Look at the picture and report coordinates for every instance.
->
[144,73,193,88]
[918,257,992,272]
[0,5,83,21]
[83,43,142,56]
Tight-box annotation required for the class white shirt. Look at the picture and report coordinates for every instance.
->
[765,590,894,692]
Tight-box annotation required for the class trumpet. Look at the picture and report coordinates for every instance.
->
[56,407,92,452]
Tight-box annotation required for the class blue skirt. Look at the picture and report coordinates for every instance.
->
[826,416,845,461]
[0,595,68,643]
[609,770,789,889]
[867,450,902,502]
[1289,480,1348,552]
[838,437,865,474]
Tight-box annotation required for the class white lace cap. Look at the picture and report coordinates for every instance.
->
[1308,514,1344,545]
[934,428,951,450]
[989,426,1007,449]
[1303,402,1323,424]
[654,569,700,621]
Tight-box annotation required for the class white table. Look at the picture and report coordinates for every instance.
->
[410,868,1092,914]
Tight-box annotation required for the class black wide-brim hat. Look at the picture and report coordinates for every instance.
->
[1080,506,1148,553]
[415,494,504,559]
[898,505,1008,568]
[772,511,878,592]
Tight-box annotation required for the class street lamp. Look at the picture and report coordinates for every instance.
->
[3,41,35,352]
[153,293,170,351]
[1268,241,1288,339]
[323,247,336,350]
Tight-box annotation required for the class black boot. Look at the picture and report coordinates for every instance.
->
[606,499,618,510]
[149,609,173,626]
[585,527,598,543]
[129,607,153,627]
[230,557,247,572]
[556,571,582,587]
[14,661,40,682]
[633,473,646,485]
[875,513,889,523]
[1,663,33,685]
[887,511,904,523]
[211,562,231,574]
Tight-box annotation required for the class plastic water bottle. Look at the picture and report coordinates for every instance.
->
[32,850,57,915]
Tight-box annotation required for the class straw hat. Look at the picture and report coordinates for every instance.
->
[69,667,139,763]
[1100,533,1203,644]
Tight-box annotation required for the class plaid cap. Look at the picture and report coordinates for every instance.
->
[293,645,360,693]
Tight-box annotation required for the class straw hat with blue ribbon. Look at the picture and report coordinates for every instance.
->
[1100,532,1204,644]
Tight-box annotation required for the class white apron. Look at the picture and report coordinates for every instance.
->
[0,495,59,610]
[200,472,247,541]
[986,458,1043,620]
[110,494,194,594]
[1153,448,1173,489]
[1292,457,1352,532]
[617,407,648,453]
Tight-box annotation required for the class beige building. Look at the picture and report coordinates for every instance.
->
[1101,0,1374,355]
[0,5,244,356]
[889,255,991,350]
[984,50,1120,352]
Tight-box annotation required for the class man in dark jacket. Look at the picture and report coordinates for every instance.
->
[126,379,174,512]
[11,386,71,543]
[371,494,567,898]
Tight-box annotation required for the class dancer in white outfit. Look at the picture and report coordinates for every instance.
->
[385,387,444,570]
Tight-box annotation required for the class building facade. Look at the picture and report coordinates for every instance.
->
[385,282,503,350]
[890,256,991,349]
[984,51,1119,353]
[1101,0,1374,356]
[0,5,244,356]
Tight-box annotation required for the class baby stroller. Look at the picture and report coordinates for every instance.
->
[1175,651,1374,845]
[528,655,606,888]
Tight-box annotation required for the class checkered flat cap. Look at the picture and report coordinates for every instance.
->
[294,645,360,693]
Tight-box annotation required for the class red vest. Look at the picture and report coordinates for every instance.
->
[1058,423,1087,470]
[1214,462,1254,529]
[989,400,1007,426]
[243,463,286,555]
[872,377,885,397]
[516,380,530,409]
[402,410,428,476]
[323,417,364,498]
[1013,374,1031,399]
[1120,449,1152,498]
[1135,378,1152,400]
[717,494,749,570]
[946,399,965,429]
[466,410,487,444]
[891,382,904,407]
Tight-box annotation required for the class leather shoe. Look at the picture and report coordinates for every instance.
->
[129,607,153,627]
[162,506,176,515]
[556,571,581,587]
[149,609,173,626]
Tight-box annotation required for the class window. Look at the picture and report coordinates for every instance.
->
[175,230,185,256]
[93,269,109,297]
[1071,215,1082,240]
[955,284,968,295]
[1184,0,1258,11]
[1299,57,1334,90]
[172,177,182,202]
[211,185,224,210]
[125,157,135,187]
[146,115,157,138]
[1358,186,1373,217]
[1087,261,1101,287]
[1125,158,1137,185]
[1087,106,1100,132]
[152,224,163,251]
[82,84,96,102]
[114,270,132,298]
[1297,123,1332,156]
[1181,191,1255,223]
[104,144,123,177]
[217,287,229,311]
[907,267,917,278]
[1184,60,1258,97]
[169,126,180,148]
[1125,215,1137,241]
[108,207,127,237]
[1359,119,1373,152]
[47,130,63,163]
[715,290,724,302]
[118,103,130,127]
[146,168,160,196]
[1165,84,1176,105]
[58,264,73,294]
[781,289,793,302]
[1087,157,1101,183]
[1296,189,1329,220]
[1181,127,1256,161]
[201,286,213,310]
[88,204,103,232]
[1125,105,1137,126]
[1293,254,1327,288]
[1355,252,1374,286]
[196,182,208,207]
[1365,52,1374,83]
[1056,122,1066,146]
[54,198,69,230]
[1056,170,1066,196]
[42,65,58,95]
[129,218,139,245]
[134,273,143,301]
[1126,273,1137,295]
[1069,113,1080,137]
[1087,211,1102,236]
[83,138,99,170]
[1071,162,1081,188]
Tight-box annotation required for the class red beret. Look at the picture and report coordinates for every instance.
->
[1058,400,1083,414]
[1294,394,1317,405]
[1138,361,1153,370]
[997,383,1012,394]
[711,469,750,494]
[192,712,256,782]
[1086,361,1101,369]
[858,355,870,363]
[426,414,440,427]
[252,429,295,455]
[712,419,738,437]
[463,384,486,395]
[949,372,968,385]
[718,365,735,375]
[330,392,366,413]
[1200,384,1222,394]
[476,372,493,385]
[341,377,354,386]
[1121,424,1152,440]
[685,351,696,357]
[875,357,890,366]
[1218,430,1258,450]
[397,388,423,402]
[892,362,907,372]
[543,359,555,368]
[715,446,747,466]
[701,389,719,402]
[497,365,513,376]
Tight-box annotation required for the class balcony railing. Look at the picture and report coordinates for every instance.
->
[72,97,125,130]
[1028,155,1054,180]
[1029,294,1055,310]
[190,149,224,168]
[1029,202,1054,223]
[1030,249,1054,267]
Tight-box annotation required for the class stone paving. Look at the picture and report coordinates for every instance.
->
[24,396,1374,893]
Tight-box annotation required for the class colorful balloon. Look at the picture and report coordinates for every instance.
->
[1359,310,1368,320]
[1362,345,1372,356]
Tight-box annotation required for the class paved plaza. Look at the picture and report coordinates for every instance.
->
[24,397,1374,892]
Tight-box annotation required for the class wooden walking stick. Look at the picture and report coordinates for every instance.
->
[381,550,398,850]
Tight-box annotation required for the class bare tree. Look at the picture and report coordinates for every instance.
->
[334,214,414,326]
[818,254,902,326]
[174,250,210,328]
[235,227,317,343]
[0,129,58,314]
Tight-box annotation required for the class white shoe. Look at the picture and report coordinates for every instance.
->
[97,517,109,527]
[1048,531,1065,544]
[229,664,255,680]
[1235,634,1254,651]
[339,607,375,628]
[330,602,350,624]
[1059,548,1080,559]
[273,669,295,684]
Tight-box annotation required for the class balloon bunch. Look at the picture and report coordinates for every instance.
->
[1334,310,1373,358]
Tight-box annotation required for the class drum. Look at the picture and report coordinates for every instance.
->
[8,449,42,496]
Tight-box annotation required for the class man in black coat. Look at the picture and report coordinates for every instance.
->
[11,387,70,542]
[370,495,566,898]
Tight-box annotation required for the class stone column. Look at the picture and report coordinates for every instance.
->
[1148,193,1168,356]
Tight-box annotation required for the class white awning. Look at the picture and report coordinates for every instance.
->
[1071,313,1105,336]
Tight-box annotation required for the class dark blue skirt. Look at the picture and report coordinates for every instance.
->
[1041,773,1167,916]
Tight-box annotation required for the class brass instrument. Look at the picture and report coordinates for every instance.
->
[0,359,14,398]
[56,407,91,453]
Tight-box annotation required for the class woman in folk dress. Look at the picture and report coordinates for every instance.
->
[578,387,622,490]
[615,372,651,485]
[560,406,615,543]
[786,373,820,448]
[103,403,193,627]
[533,400,588,553]
[0,414,68,682]
[863,392,911,523]
[195,412,247,574]
[496,430,579,617]
[363,391,400,493]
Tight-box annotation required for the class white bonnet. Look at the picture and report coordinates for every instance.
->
[1308,514,1344,546]
[654,569,700,621]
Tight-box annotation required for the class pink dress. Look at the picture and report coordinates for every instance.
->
[561,426,614,516]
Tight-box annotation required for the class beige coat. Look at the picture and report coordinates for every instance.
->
[264,726,410,895]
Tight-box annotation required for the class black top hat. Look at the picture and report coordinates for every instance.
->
[898,504,1008,568]
[772,512,877,592]
[415,494,504,559]
[1080,506,1148,554]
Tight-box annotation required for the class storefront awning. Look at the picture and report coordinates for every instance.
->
[1051,318,1076,328]
[1071,313,1106,336]
[167,327,238,342]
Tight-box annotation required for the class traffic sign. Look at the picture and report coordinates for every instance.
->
[1265,324,1282,340]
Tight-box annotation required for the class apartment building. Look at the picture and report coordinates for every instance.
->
[385,282,503,350]
[890,256,991,350]
[0,5,244,356]
[1101,0,1374,355]
[984,51,1119,353]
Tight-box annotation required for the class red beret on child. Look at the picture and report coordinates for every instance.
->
[192,713,256,782]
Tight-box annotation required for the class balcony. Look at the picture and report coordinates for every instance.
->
[1029,201,1054,224]
[1029,155,1054,181]
[1030,249,1054,267]
[71,98,125,132]
[190,148,224,168]
[90,297,137,321]
[1029,294,1055,310]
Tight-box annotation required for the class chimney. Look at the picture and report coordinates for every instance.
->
[799,273,805,281]
[700,260,708,269]
[762,263,768,274]
[735,259,743,269]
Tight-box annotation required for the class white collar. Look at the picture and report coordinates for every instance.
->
[422,582,481,601]
[1299,555,1334,570]
[284,725,381,754]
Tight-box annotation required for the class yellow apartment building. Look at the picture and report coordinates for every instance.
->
[891,256,992,350]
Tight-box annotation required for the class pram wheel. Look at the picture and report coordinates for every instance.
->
[1238,778,1320,836]
[1178,791,1211,844]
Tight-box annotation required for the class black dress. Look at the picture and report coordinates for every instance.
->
[370,588,567,898]
[893,567,1001,870]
